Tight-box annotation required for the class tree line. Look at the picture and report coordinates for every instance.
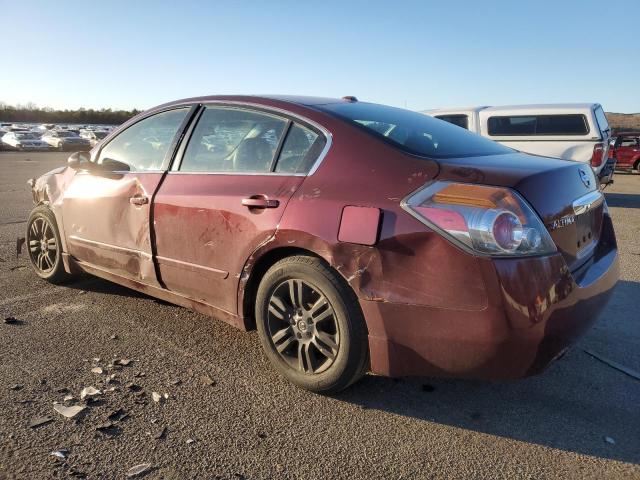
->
[0,102,140,125]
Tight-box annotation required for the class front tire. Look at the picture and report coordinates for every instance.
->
[255,255,368,393]
[26,206,74,284]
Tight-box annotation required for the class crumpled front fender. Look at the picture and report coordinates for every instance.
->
[27,166,76,254]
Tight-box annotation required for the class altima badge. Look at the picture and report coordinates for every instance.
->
[549,215,576,230]
[579,168,591,188]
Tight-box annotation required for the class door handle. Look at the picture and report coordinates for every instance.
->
[242,197,279,209]
[129,195,149,206]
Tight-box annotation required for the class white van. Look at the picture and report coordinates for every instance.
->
[423,104,613,184]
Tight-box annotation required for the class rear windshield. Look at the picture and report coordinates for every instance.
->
[487,115,589,136]
[319,102,511,158]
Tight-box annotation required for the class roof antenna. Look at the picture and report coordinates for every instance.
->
[342,96,358,102]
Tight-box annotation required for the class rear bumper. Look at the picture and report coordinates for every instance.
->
[363,215,619,379]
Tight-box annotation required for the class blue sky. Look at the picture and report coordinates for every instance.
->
[1,0,638,112]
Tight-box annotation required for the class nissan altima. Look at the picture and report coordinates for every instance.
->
[26,95,619,392]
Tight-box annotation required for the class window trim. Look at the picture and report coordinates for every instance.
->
[270,120,292,172]
[487,114,590,137]
[93,105,198,173]
[169,101,331,176]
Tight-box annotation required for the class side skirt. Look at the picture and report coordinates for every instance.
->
[64,253,246,331]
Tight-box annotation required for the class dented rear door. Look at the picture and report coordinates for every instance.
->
[152,106,321,314]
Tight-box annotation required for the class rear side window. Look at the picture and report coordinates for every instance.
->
[319,102,511,159]
[180,107,287,173]
[435,114,469,130]
[594,107,610,135]
[487,115,589,136]
[275,123,324,174]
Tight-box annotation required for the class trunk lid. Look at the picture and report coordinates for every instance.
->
[436,152,603,271]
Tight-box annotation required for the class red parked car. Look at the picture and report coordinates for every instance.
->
[26,96,619,392]
[611,132,640,173]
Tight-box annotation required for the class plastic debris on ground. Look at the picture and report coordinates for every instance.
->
[29,416,53,428]
[80,386,102,400]
[50,448,69,460]
[53,403,85,419]
[126,463,152,478]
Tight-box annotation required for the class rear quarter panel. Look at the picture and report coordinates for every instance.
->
[237,116,490,325]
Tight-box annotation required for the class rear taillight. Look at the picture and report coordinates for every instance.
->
[591,143,605,167]
[402,182,557,256]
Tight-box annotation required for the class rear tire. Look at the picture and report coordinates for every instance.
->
[255,255,368,393]
[26,205,75,284]
[634,159,640,174]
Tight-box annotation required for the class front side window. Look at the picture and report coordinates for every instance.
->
[435,114,469,130]
[98,108,189,171]
[488,115,589,136]
[319,102,511,159]
[275,123,323,174]
[180,107,287,173]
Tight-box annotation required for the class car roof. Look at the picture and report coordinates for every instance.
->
[423,103,600,115]
[157,94,349,110]
[482,103,599,113]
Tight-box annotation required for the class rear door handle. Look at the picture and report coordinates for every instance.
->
[129,195,149,206]
[242,197,279,209]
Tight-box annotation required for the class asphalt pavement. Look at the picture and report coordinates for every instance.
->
[1,152,639,479]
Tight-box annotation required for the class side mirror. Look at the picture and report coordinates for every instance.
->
[67,151,91,169]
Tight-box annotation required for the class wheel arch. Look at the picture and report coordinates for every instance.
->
[240,245,327,330]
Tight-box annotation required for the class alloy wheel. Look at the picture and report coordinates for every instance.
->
[266,279,340,375]
[28,217,58,273]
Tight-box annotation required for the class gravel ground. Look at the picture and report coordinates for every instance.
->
[0,152,639,480]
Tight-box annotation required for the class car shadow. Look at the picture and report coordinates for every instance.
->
[335,279,640,465]
[64,276,177,307]
[63,274,640,465]
[604,192,640,209]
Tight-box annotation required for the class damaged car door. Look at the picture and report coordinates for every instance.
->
[153,105,322,314]
[61,107,191,285]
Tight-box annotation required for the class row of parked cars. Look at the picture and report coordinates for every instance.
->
[0,123,114,151]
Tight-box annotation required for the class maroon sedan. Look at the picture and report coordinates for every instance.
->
[26,95,619,392]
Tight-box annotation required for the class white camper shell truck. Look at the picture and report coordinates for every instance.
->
[423,104,614,184]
